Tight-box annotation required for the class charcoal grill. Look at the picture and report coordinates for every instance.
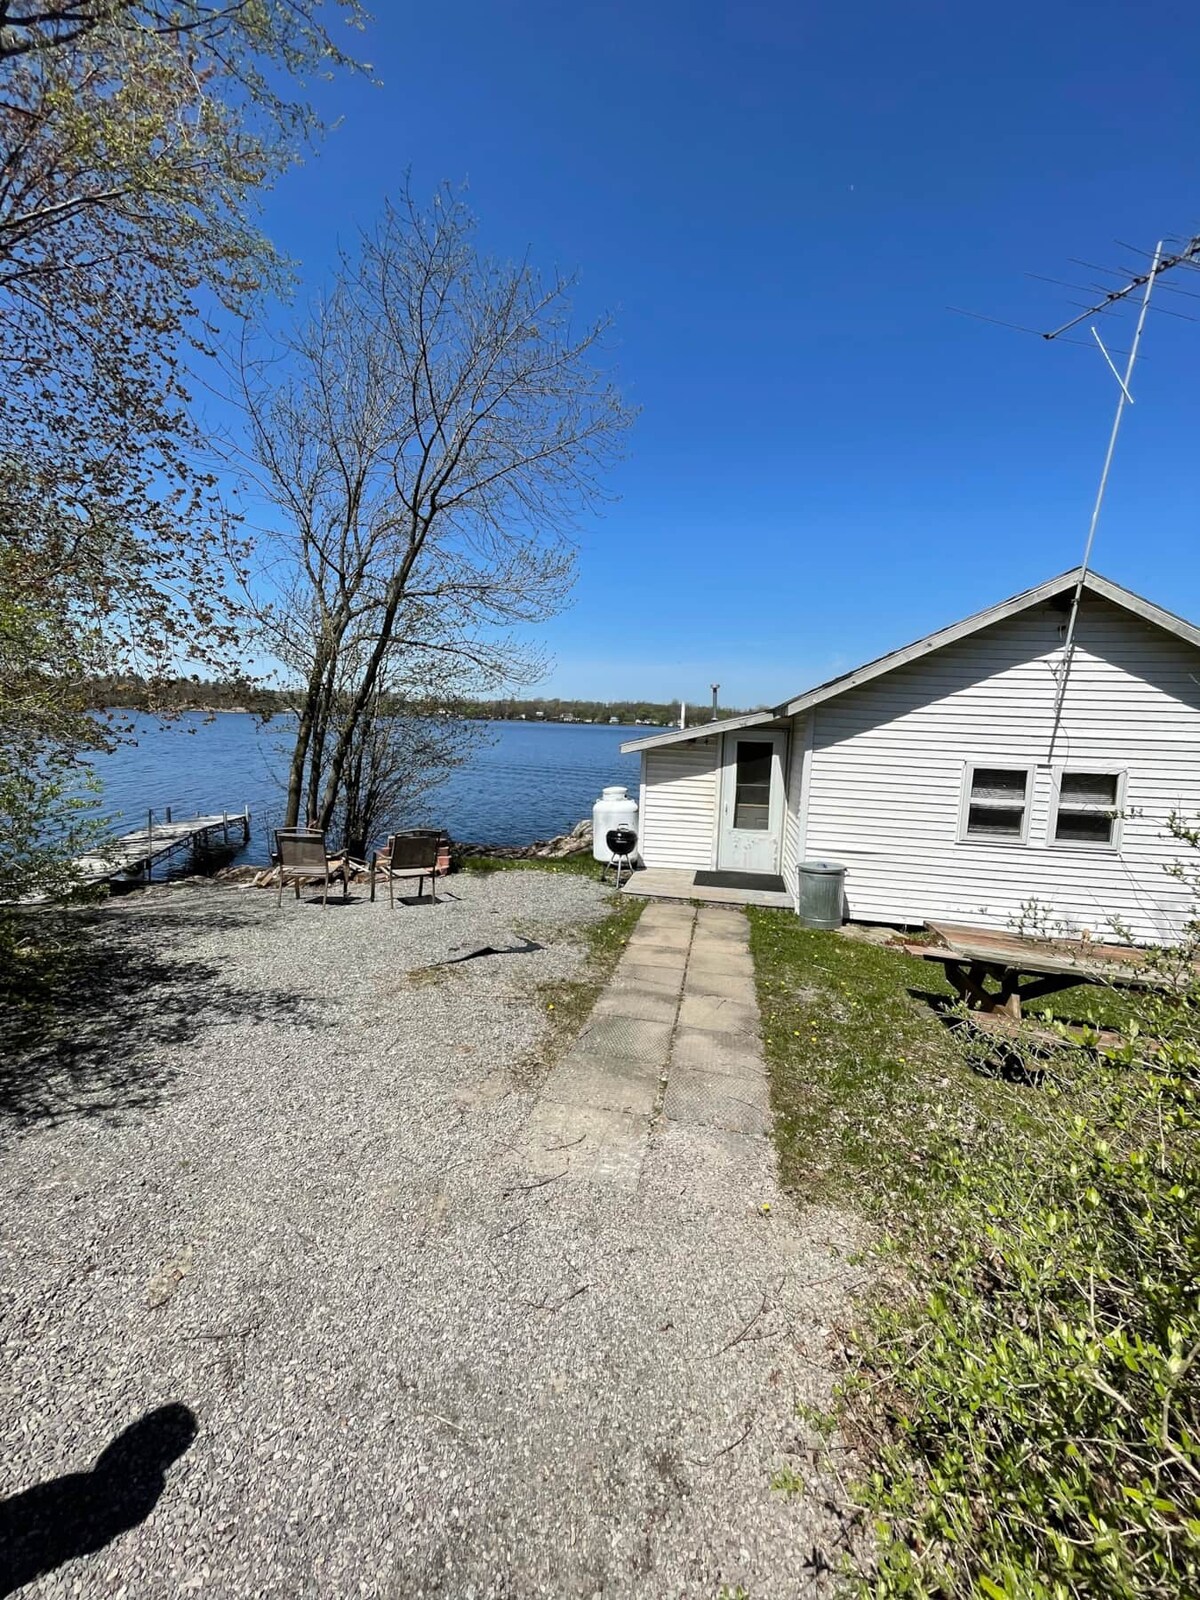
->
[601,825,638,889]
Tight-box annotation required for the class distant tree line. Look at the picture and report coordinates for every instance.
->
[89,678,756,728]
[459,696,756,726]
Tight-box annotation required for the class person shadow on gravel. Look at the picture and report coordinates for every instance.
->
[0,1403,197,1596]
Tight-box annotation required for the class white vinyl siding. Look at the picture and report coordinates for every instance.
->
[800,595,1200,944]
[638,738,719,869]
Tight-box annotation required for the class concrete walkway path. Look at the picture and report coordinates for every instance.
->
[521,902,773,1194]
[495,901,862,1593]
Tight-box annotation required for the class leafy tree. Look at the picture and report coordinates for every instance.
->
[0,1,370,898]
[0,517,106,906]
[0,0,370,682]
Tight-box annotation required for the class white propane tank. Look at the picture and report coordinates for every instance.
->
[592,784,639,863]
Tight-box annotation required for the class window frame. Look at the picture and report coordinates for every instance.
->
[1049,768,1126,853]
[957,762,1034,847]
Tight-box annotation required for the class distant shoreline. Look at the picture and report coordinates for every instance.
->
[90,706,744,731]
[88,683,755,730]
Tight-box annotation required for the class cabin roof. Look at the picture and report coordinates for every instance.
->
[619,568,1200,754]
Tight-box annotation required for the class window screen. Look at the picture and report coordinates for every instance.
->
[964,767,1029,840]
[732,740,772,830]
[1054,773,1120,847]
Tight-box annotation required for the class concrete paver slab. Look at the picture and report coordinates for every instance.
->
[689,923,748,948]
[684,965,759,1001]
[625,921,691,950]
[671,1028,768,1079]
[687,947,754,975]
[578,1014,674,1062]
[677,994,761,1037]
[544,1051,661,1117]
[695,908,747,933]
[592,987,679,1024]
[611,962,685,994]
[688,934,752,963]
[618,942,690,970]
[662,1065,771,1136]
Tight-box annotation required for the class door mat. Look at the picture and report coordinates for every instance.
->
[693,870,788,894]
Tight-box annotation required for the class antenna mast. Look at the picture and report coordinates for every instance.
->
[1044,233,1200,757]
[1046,241,1163,757]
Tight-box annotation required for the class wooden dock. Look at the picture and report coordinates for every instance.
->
[74,808,251,886]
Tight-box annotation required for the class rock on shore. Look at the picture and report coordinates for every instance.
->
[453,817,593,863]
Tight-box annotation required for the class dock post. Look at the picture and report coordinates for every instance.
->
[243,806,250,844]
[166,806,172,824]
[146,808,153,880]
[223,810,229,844]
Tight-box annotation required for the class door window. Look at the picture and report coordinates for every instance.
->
[732,740,772,830]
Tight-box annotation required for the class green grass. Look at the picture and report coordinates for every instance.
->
[459,852,604,878]
[745,911,1110,1216]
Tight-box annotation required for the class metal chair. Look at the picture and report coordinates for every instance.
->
[370,831,442,906]
[274,828,349,908]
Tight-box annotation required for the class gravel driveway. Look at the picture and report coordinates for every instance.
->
[0,873,864,1598]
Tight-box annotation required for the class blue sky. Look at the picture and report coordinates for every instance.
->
[240,0,1200,705]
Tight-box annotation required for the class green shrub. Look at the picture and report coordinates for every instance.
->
[847,997,1199,1599]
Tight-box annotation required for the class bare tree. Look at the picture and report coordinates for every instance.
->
[335,693,475,864]
[239,186,633,839]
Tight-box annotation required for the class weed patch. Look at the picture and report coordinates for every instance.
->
[508,881,643,1087]
[746,909,1200,1598]
[459,853,602,879]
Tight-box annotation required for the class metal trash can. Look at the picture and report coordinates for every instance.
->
[797,860,846,929]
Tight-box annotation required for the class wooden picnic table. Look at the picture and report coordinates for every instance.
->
[909,920,1171,1020]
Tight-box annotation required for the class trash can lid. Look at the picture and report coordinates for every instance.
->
[799,859,845,874]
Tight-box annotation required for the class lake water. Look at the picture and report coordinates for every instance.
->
[86,713,643,868]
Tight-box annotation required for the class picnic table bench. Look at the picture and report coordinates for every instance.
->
[908,920,1172,1020]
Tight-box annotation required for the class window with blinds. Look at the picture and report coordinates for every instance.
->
[1053,772,1122,848]
[961,766,1032,842]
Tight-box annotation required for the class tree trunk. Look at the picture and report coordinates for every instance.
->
[315,541,426,830]
[284,643,331,829]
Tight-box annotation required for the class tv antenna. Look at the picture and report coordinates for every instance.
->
[1042,233,1200,755]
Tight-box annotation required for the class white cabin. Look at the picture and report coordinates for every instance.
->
[621,570,1200,944]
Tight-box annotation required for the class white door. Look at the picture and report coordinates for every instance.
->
[716,731,786,874]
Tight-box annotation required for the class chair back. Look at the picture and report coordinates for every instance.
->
[276,828,329,872]
[387,831,439,871]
